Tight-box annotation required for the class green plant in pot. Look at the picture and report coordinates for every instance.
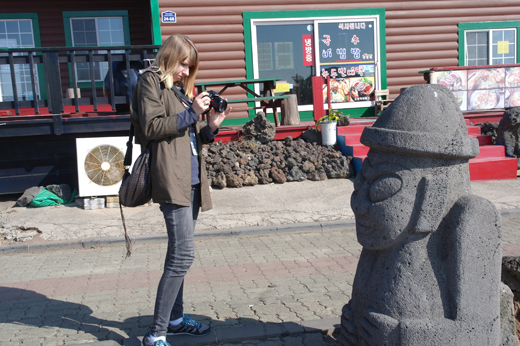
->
[316,109,343,145]
[315,109,341,130]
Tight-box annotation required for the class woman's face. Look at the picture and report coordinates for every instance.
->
[173,58,191,82]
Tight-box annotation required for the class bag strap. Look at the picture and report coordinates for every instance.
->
[171,84,193,106]
[119,202,132,258]
[120,72,162,258]
[124,124,135,168]
[123,72,162,168]
[121,124,134,257]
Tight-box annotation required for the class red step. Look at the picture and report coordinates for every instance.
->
[342,143,370,157]
[476,145,505,159]
[350,118,376,126]
[341,133,362,145]
[337,125,369,135]
[216,129,240,143]
[471,134,493,146]
[467,125,481,135]
[339,121,517,182]
[469,157,518,181]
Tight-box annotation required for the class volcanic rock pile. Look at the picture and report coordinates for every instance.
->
[203,135,353,189]
[477,121,498,144]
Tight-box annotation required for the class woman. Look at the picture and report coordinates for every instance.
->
[130,34,230,346]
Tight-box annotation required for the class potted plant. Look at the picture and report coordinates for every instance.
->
[315,109,343,145]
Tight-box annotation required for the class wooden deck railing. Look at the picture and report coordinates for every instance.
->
[0,45,160,116]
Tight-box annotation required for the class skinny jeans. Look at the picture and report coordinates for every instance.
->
[150,184,201,337]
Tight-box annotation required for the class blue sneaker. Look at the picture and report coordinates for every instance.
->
[166,315,210,336]
[142,332,170,346]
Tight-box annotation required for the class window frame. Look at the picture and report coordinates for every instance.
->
[458,21,520,67]
[0,12,45,101]
[62,10,131,89]
[244,8,386,122]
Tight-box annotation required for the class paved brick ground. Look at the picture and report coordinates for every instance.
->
[0,217,519,346]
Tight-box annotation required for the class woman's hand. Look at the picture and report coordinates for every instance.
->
[207,103,232,133]
[192,92,210,116]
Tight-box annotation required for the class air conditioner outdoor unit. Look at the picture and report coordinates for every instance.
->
[76,136,140,197]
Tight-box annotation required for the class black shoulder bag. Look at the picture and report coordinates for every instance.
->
[118,73,162,257]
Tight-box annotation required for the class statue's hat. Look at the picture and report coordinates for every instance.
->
[361,84,479,160]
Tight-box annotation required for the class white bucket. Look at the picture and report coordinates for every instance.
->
[320,121,337,145]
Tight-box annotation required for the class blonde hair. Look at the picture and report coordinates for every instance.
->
[153,34,199,99]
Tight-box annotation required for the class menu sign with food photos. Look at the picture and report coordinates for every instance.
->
[431,66,520,111]
[318,21,376,104]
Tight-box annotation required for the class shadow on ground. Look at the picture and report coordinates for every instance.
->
[1,287,342,345]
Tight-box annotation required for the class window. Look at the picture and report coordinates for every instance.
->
[63,11,130,84]
[465,31,489,66]
[245,9,385,117]
[71,17,124,81]
[0,18,40,102]
[274,42,294,70]
[465,29,516,66]
[255,22,314,106]
[459,21,520,67]
[258,42,273,71]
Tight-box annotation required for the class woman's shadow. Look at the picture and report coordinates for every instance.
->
[0,286,146,344]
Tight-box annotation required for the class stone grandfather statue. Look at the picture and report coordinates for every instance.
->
[339,84,502,346]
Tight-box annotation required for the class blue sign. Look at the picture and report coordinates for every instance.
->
[161,11,176,23]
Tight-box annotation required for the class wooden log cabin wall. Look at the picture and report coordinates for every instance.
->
[158,0,520,120]
[1,0,153,101]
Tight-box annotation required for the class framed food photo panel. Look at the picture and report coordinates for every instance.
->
[317,19,379,109]
[428,66,520,112]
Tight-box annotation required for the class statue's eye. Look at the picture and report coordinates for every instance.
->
[369,175,402,203]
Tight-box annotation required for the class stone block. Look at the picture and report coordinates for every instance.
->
[76,197,105,210]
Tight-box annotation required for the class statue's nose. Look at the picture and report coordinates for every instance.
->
[351,183,371,215]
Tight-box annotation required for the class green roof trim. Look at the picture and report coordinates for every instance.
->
[150,0,162,45]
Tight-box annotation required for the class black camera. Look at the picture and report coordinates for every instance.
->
[207,90,227,113]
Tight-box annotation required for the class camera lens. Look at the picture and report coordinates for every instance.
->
[207,90,227,113]
[212,98,227,113]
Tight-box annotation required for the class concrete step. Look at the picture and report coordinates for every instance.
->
[469,157,519,181]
